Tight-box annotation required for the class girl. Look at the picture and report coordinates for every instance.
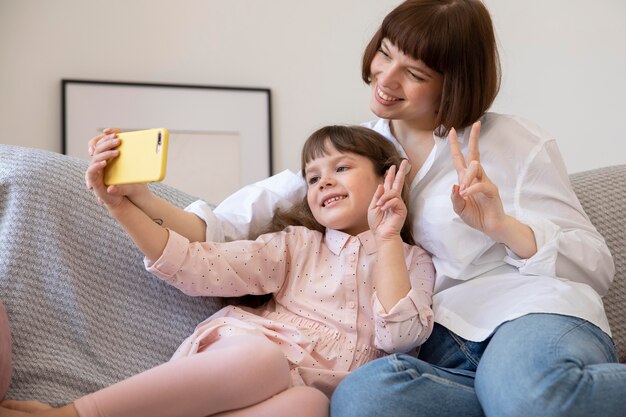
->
[0,125,435,417]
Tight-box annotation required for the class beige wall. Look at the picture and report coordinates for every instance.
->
[1,0,625,175]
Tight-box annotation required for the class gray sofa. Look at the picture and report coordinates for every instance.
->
[0,144,624,406]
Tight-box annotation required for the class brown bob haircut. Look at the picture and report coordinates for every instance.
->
[362,0,501,136]
[267,125,415,245]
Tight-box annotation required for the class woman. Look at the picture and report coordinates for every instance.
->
[329,1,625,416]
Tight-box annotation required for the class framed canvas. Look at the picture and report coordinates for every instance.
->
[62,80,272,204]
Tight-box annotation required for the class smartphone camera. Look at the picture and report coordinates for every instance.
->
[156,131,163,154]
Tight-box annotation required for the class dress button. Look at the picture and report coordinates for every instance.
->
[347,301,356,309]
[349,255,356,262]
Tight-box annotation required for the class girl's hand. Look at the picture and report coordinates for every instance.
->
[85,129,150,208]
[368,159,409,241]
[87,127,121,158]
[85,131,124,208]
[448,121,508,239]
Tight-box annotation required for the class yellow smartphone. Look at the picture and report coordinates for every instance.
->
[104,128,169,185]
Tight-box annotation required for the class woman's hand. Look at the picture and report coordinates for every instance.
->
[368,159,409,241]
[449,122,537,258]
[85,128,150,207]
[448,121,509,240]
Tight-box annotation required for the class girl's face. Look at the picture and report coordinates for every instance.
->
[369,39,444,131]
[304,141,383,236]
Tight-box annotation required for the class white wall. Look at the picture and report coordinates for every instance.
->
[486,0,626,173]
[1,0,625,174]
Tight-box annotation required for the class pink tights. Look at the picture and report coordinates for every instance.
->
[74,335,329,417]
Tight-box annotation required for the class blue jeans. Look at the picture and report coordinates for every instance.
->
[331,314,626,417]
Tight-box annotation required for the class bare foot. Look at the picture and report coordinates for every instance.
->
[1,401,52,412]
[0,400,52,414]
[0,405,32,416]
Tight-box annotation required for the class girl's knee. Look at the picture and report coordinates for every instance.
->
[241,337,290,380]
[287,387,329,417]
[209,335,291,392]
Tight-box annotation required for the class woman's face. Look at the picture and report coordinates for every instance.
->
[369,39,444,131]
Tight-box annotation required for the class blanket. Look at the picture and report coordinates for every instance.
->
[0,145,222,405]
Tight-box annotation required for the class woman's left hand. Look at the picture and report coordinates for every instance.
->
[368,159,409,241]
[449,121,508,239]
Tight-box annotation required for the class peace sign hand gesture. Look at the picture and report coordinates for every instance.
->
[449,121,508,239]
[368,159,409,241]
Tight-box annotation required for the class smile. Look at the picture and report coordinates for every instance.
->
[322,195,347,207]
[376,85,401,102]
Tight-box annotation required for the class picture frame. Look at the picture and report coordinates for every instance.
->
[62,79,272,204]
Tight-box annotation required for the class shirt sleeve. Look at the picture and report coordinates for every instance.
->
[186,169,306,242]
[503,139,615,295]
[372,245,436,353]
[144,228,293,297]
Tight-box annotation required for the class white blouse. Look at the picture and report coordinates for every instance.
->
[187,112,614,342]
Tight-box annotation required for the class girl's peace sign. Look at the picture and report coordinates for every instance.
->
[368,159,409,241]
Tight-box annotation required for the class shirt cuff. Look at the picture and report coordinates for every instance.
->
[185,200,226,243]
[504,215,560,277]
[373,288,433,327]
[144,230,191,282]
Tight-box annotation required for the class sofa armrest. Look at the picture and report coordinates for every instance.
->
[0,302,11,400]
[571,165,626,363]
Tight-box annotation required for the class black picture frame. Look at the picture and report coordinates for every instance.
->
[62,79,272,203]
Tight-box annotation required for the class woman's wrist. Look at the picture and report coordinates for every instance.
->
[490,215,537,259]
[487,215,515,243]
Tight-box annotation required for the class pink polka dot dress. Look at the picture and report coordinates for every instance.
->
[146,226,435,396]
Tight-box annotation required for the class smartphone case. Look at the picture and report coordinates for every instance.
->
[104,128,169,185]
